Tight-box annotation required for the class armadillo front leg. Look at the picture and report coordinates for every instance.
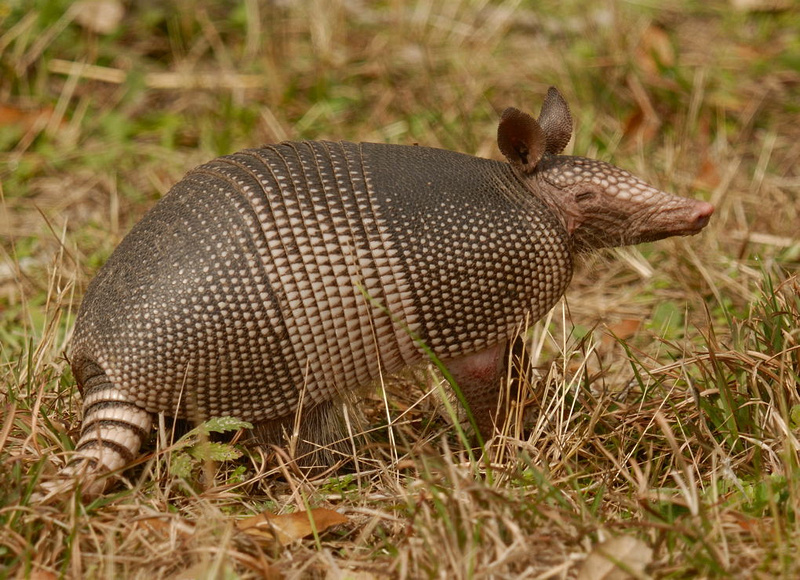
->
[443,342,510,439]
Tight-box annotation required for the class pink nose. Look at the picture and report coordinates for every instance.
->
[692,201,714,230]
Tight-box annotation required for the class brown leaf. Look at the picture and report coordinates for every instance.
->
[601,319,642,351]
[577,535,653,580]
[0,104,57,131]
[238,508,348,545]
[607,319,642,341]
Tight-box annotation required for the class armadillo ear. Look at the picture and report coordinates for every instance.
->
[497,107,547,173]
[538,87,573,155]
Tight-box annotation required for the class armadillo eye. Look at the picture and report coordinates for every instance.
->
[576,191,595,202]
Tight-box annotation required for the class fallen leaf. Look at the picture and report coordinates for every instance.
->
[74,0,125,35]
[0,104,57,130]
[238,508,348,545]
[577,535,653,580]
[606,320,642,341]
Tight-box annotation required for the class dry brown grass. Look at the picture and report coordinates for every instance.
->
[2,0,800,578]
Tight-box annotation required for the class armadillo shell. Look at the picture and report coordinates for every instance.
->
[70,140,572,426]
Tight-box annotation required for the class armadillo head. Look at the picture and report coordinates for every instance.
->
[498,87,713,252]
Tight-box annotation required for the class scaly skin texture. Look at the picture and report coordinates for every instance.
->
[48,87,712,498]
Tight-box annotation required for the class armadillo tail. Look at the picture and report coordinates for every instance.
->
[252,396,364,474]
[66,359,153,492]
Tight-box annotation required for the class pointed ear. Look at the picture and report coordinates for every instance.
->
[538,86,573,155]
[497,107,546,173]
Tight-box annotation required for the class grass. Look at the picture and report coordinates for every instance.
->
[2,0,800,577]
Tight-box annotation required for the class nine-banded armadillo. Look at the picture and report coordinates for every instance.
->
[61,87,713,494]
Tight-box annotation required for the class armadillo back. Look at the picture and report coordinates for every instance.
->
[70,140,572,427]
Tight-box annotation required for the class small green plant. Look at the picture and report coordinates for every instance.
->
[167,416,253,485]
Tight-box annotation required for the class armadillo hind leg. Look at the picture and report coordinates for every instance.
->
[443,342,512,439]
[60,359,153,496]
[252,396,364,475]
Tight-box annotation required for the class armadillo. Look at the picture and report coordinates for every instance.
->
[62,87,713,493]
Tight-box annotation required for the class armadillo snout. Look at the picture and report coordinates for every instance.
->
[641,198,714,242]
[689,201,714,233]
